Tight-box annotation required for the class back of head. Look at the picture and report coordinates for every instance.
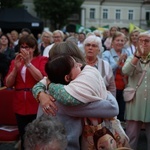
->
[45,55,74,84]
[24,114,67,150]
[93,30,102,37]
[66,36,78,45]
[49,41,86,64]
[21,28,31,35]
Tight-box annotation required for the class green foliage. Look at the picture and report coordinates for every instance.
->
[33,0,84,29]
[0,0,23,8]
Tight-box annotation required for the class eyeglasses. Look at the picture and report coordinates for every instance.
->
[53,36,61,39]
[20,46,30,50]
[85,43,98,48]
[138,39,150,44]
[43,35,50,38]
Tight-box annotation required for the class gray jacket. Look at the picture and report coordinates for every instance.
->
[37,93,119,150]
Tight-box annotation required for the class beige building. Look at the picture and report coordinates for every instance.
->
[23,0,150,30]
[81,0,150,30]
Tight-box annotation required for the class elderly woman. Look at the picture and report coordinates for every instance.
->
[38,31,53,55]
[102,32,130,121]
[84,35,116,97]
[122,31,150,150]
[43,30,64,57]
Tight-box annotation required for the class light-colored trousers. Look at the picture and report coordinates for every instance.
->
[126,120,150,150]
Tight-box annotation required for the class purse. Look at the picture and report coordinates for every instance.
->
[123,64,148,102]
[81,117,131,150]
[123,87,136,102]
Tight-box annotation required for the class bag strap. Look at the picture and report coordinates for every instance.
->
[101,60,105,78]
[135,64,148,90]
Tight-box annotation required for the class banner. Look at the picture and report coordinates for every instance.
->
[129,23,145,33]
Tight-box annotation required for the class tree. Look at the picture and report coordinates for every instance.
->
[33,0,84,30]
[0,0,23,8]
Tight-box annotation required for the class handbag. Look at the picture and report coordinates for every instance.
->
[81,117,130,150]
[123,64,148,102]
[123,87,136,102]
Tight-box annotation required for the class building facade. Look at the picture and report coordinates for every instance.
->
[81,0,150,30]
[23,0,150,30]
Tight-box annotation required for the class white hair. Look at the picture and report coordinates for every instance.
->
[83,35,102,51]
[138,31,150,38]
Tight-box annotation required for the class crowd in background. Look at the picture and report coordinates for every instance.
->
[0,25,150,150]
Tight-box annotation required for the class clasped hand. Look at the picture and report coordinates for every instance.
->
[14,49,31,69]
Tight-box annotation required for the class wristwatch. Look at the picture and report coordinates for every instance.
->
[26,63,32,68]
[134,54,141,59]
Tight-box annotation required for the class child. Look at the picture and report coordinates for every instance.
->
[40,55,130,149]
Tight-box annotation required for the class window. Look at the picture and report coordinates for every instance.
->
[90,8,95,19]
[103,9,108,19]
[116,9,121,20]
[128,10,133,20]
[146,11,150,20]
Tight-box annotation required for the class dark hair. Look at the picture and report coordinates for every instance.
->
[121,27,129,33]
[45,55,74,84]
[93,127,116,150]
[21,28,31,34]
[49,41,86,65]
[0,34,11,48]
[18,35,39,56]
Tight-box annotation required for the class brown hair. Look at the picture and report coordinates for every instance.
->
[49,41,86,65]
[112,31,125,42]
[18,35,39,56]
[93,127,116,150]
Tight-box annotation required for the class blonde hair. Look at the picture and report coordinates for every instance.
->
[53,30,64,40]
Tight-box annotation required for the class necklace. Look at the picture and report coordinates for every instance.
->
[86,58,98,66]
[140,58,150,64]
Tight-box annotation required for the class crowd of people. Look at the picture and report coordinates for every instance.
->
[0,26,150,150]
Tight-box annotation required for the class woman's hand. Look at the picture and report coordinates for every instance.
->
[119,54,127,62]
[118,54,127,67]
[135,44,144,56]
[20,49,32,65]
[39,92,58,116]
[14,53,24,70]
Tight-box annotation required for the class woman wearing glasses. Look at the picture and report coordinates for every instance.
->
[5,35,48,150]
[122,31,150,150]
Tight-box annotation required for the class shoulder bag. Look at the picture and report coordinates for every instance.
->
[123,64,148,102]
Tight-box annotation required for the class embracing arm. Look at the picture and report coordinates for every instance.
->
[48,83,83,106]
[32,78,57,115]
[57,92,119,118]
